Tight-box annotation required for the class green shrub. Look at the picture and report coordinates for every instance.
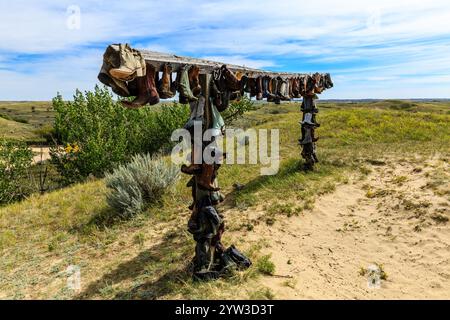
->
[51,86,189,184]
[105,153,179,217]
[222,95,256,125]
[0,140,33,204]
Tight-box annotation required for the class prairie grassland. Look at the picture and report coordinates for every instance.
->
[0,101,53,143]
[0,100,449,299]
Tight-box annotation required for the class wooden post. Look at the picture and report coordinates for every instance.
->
[199,73,211,129]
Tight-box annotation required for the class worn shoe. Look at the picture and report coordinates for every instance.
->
[121,62,159,108]
[98,63,130,97]
[221,65,240,91]
[109,43,144,80]
[197,163,220,191]
[158,63,175,99]
[255,76,263,100]
[189,65,202,97]
[177,65,198,103]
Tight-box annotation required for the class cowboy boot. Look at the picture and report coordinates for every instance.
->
[178,65,198,103]
[189,65,202,97]
[221,65,240,91]
[289,78,294,98]
[271,77,278,95]
[210,76,222,110]
[196,163,220,191]
[292,77,300,98]
[255,76,263,100]
[323,73,334,89]
[278,78,288,100]
[248,78,257,97]
[158,63,175,99]
[240,75,248,96]
[268,76,273,94]
[262,76,270,98]
[181,144,203,175]
[312,73,324,94]
[121,63,159,108]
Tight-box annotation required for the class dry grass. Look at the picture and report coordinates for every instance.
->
[0,100,449,299]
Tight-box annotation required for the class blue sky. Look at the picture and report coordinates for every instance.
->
[1,0,450,100]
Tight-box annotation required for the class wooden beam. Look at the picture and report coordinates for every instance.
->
[140,49,312,78]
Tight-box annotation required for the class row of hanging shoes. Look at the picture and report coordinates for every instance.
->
[98,45,333,109]
[240,72,333,104]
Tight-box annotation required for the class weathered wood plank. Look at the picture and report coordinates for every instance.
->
[140,49,311,78]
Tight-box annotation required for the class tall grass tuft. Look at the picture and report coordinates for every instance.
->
[105,154,179,217]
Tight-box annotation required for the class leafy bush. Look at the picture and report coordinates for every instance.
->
[105,153,179,217]
[51,86,189,184]
[222,95,256,125]
[0,140,33,204]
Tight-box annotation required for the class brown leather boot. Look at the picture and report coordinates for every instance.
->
[247,78,257,98]
[289,78,294,98]
[196,163,220,191]
[189,65,202,97]
[255,76,263,100]
[268,77,274,94]
[158,63,175,99]
[292,77,300,97]
[121,63,159,108]
[221,65,240,91]
[146,63,160,105]
[181,145,202,175]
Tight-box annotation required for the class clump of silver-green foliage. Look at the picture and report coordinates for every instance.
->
[105,153,179,217]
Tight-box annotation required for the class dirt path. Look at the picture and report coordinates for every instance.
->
[239,157,449,299]
[31,147,51,164]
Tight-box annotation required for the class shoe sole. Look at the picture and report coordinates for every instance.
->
[109,68,136,80]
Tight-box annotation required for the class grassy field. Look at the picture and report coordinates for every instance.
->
[0,100,449,299]
[0,101,53,144]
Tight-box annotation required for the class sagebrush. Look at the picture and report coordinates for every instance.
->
[105,153,179,217]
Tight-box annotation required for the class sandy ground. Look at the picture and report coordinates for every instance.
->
[31,147,51,164]
[237,157,449,299]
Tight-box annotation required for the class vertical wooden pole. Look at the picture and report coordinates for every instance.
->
[199,73,212,130]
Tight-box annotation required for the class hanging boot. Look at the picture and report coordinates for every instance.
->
[98,61,131,97]
[121,62,159,108]
[268,76,274,94]
[262,76,270,98]
[181,144,203,175]
[221,65,240,91]
[292,77,300,98]
[196,163,220,191]
[109,44,143,81]
[158,63,175,99]
[189,65,202,97]
[178,65,198,103]
[248,78,257,98]
[289,78,294,99]
[240,75,248,96]
[255,76,263,100]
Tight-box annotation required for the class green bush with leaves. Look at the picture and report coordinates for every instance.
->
[51,86,189,184]
[222,95,256,125]
[0,140,33,204]
[105,153,179,217]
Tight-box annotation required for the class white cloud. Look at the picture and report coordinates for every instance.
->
[1,0,450,99]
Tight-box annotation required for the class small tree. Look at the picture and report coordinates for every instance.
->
[0,140,33,204]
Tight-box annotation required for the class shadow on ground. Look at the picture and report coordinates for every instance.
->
[76,227,193,300]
